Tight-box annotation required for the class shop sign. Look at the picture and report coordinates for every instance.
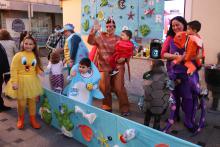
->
[0,0,10,9]
[12,19,25,32]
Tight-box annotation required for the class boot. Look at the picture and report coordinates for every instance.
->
[17,115,25,129]
[30,115,41,129]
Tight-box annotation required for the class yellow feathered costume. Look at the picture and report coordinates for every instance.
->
[4,51,43,99]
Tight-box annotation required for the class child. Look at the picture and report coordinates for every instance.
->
[142,59,169,130]
[47,51,64,93]
[4,35,43,129]
[108,30,134,76]
[66,58,104,105]
[173,20,204,75]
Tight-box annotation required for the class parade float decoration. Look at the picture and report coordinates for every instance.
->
[38,88,199,147]
[38,96,52,125]
[54,104,75,137]
[81,0,164,40]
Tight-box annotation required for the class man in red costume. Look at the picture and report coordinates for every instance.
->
[87,19,130,116]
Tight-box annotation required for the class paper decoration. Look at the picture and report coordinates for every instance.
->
[78,125,93,142]
[118,0,126,9]
[84,5,90,14]
[144,8,155,17]
[82,19,90,32]
[75,106,97,124]
[39,97,52,125]
[127,11,135,20]
[155,14,162,23]
[119,129,136,144]
[97,11,105,21]
[97,131,110,147]
[100,0,108,7]
[54,104,74,137]
[148,0,154,6]
[139,24,150,37]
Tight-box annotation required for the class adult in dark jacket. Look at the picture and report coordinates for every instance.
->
[0,43,11,112]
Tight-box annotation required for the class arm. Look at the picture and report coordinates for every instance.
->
[87,28,98,46]
[46,34,55,51]
[161,36,179,60]
[70,35,81,61]
[0,44,10,75]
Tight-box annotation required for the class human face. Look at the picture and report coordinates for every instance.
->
[172,20,184,34]
[79,64,89,74]
[106,24,115,35]
[23,39,35,52]
[187,26,196,35]
[120,32,129,41]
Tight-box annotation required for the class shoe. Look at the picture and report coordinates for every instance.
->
[30,115,41,129]
[109,70,119,76]
[121,112,131,117]
[0,105,12,112]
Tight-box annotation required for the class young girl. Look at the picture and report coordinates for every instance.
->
[142,59,169,130]
[4,35,43,129]
[108,29,134,76]
[47,51,64,93]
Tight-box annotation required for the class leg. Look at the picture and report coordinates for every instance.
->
[17,99,27,129]
[212,91,220,110]
[153,115,161,130]
[100,72,112,112]
[28,98,41,129]
[112,66,130,114]
[162,94,176,132]
[144,110,151,126]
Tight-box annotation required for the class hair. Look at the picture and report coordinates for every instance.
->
[19,31,28,49]
[79,58,91,68]
[106,18,116,28]
[167,16,187,37]
[0,29,12,40]
[217,52,220,65]
[21,35,43,71]
[122,30,132,39]
[50,52,60,64]
[187,20,201,33]
[151,59,165,73]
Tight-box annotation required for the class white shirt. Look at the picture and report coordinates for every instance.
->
[47,61,63,75]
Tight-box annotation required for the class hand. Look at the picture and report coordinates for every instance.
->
[12,83,18,90]
[69,60,74,68]
[93,20,101,32]
[117,58,126,64]
[71,71,77,77]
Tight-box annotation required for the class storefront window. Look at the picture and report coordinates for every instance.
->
[163,0,185,39]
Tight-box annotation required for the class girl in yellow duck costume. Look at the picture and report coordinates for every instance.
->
[4,35,43,129]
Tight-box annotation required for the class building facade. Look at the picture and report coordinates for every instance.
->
[0,0,63,47]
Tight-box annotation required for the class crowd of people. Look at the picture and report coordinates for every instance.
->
[0,15,219,136]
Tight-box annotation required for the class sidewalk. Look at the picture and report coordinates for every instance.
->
[0,98,85,147]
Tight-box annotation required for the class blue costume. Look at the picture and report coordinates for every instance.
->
[64,62,104,105]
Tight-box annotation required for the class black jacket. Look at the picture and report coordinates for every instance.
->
[0,43,10,77]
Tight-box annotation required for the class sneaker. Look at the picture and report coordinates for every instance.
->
[121,112,131,117]
[109,70,119,76]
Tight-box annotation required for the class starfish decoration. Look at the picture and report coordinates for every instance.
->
[127,11,135,20]
[144,8,155,17]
